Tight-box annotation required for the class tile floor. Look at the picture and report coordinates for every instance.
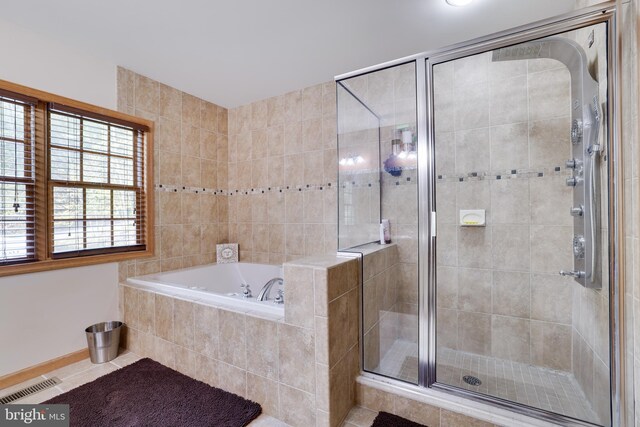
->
[0,351,288,427]
[373,339,600,425]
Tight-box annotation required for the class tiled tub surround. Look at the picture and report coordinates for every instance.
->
[120,254,360,427]
[116,67,230,279]
[226,82,339,264]
[432,39,610,423]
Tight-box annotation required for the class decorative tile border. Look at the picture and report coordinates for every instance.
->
[436,165,571,183]
[154,165,570,195]
[154,183,337,195]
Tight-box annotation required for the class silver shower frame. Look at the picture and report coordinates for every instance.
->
[336,2,624,426]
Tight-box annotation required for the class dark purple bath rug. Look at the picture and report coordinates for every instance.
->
[44,358,261,427]
[372,411,428,427]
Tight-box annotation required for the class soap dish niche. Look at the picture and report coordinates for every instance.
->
[460,209,486,227]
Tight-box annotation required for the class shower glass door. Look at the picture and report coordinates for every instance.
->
[431,21,611,426]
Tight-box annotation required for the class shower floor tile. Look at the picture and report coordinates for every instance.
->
[374,340,600,425]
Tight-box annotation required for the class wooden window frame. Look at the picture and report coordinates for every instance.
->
[0,79,154,277]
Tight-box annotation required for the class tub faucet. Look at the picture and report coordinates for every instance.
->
[257,277,283,301]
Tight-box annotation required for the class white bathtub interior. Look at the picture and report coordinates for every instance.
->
[126,262,284,316]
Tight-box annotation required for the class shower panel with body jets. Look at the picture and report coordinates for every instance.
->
[493,37,603,289]
[337,4,620,427]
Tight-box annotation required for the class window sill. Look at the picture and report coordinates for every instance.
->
[0,249,154,277]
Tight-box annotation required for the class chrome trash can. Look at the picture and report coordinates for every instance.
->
[85,321,122,364]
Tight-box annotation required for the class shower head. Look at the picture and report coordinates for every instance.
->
[491,40,549,62]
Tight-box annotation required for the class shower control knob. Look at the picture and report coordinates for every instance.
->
[566,177,582,187]
[570,206,584,217]
[565,159,582,169]
[560,270,585,279]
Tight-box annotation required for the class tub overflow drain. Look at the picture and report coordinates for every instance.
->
[463,375,482,386]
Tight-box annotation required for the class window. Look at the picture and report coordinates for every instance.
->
[0,81,154,275]
[0,91,35,264]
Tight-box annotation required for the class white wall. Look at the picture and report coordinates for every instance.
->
[0,19,120,376]
[0,19,117,108]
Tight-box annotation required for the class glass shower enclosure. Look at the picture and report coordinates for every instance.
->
[337,5,619,427]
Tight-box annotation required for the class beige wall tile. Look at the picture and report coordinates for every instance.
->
[153,337,176,369]
[531,274,572,324]
[246,315,279,380]
[195,353,219,387]
[218,361,247,398]
[134,74,159,114]
[182,93,201,128]
[457,268,491,314]
[279,383,316,426]
[218,309,247,369]
[528,68,571,122]
[246,373,280,418]
[173,299,194,349]
[489,179,529,224]
[159,151,182,185]
[267,96,284,127]
[193,303,219,359]
[329,355,354,427]
[491,315,530,363]
[356,384,394,413]
[457,227,492,269]
[284,265,315,329]
[199,130,217,161]
[531,321,572,371]
[156,117,181,154]
[138,290,155,334]
[458,311,491,356]
[159,84,181,121]
[440,410,494,427]
[491,225,530,271]
[278,323,315,393]
[200,101,218,133]
[492,271,530,318]
[395,396,441,427]
[161,225,183,258]
[123,286,140,330]
[174,346,197,378]
[154,293,174,341]
[490,75,528,126]
[160,191,182,225]
[182,155,201,187]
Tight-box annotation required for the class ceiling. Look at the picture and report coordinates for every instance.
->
[1,0,577,108]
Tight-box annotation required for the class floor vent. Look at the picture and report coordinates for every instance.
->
[463,375,482,386]
[0,377,61,404]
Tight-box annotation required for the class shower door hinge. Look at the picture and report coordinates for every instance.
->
[430,212,437,237]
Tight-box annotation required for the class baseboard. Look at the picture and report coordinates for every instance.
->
[0,349,89,390]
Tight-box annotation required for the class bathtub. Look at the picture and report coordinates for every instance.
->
[126,262,284,316]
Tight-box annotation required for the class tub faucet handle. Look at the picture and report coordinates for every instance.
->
[274,289,284,304]
[241,283,252,298]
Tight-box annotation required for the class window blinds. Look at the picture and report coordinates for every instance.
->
[0,92,36,264]
[48,104,148,257]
